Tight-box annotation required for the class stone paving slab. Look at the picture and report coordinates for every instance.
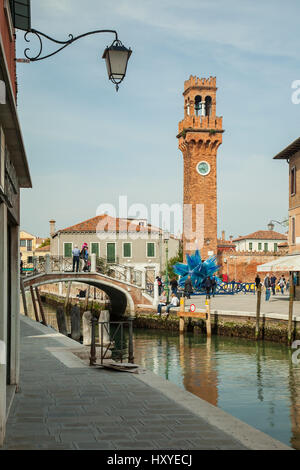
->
[1,316,291,450]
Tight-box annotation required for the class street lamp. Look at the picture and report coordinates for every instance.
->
[268,219,288,229]
[22,29,132,91]
[164,231,170,303]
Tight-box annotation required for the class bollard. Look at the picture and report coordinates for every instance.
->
[82,311,93,345]
[56,306,68,336]
[70,305,81,341]
[98,310,110,345]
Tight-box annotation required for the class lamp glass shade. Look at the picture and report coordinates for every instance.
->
[103,44,132,84]
[268,222,274,231]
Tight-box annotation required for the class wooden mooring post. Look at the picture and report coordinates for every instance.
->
[56,306,68,336]
[20,279,28,317]
[288,274,294,345]
[70,304,81,341]
[30,286,39,322]
[64,281,72,313]
[178,297,211,336]
[255,285,262,340]
[35,287,47,326]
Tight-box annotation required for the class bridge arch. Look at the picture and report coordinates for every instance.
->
[22,273,143,317]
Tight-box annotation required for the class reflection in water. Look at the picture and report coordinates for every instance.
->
[22,297,300,449]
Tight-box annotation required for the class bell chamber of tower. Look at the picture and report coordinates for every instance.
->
[177,75,224,260]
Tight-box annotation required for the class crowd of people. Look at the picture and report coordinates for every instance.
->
[155,274,218,316]
[255,273,289,301]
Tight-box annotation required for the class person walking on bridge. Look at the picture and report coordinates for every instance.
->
[72,245,80,272]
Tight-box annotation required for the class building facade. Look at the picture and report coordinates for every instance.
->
[50,215,180,279]
[177,76,223,259]
[232,229,287,253]
[0,0,31,446]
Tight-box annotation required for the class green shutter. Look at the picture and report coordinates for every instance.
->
[249,242,252,251]
[107,243,116,263]
[9,0,31,31]
[64,243,72,258]
[91,243,99,257]
[147,243,155,257]
[258,242,262,250]
[264,243,268,252]
[123,243,131,258]
[274,243,278,252]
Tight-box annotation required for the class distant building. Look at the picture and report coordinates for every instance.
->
[50,215,180,278]
[232,228,287,253]
[20,230,47,267]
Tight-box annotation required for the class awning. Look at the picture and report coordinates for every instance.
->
[257,254,300,272]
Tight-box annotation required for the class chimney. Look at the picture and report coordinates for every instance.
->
[222,230,225,241]
[49,220,56,236]
[229,235,233,243]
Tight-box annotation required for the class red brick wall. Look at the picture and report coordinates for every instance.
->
[217,251,289,283]
[0,0,17,97]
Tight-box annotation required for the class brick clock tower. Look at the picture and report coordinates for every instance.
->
[177,75,224,260]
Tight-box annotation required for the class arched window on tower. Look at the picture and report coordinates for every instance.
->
[195,95,202,116]
[187,99,190,116]
[205,96,212,116]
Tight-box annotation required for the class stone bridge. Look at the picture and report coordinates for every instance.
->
[21,255,156,316]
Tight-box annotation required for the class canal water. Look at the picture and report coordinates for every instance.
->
[24,299,300,450]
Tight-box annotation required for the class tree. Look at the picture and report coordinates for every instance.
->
[38,238,50,248]
[167,242,183,280]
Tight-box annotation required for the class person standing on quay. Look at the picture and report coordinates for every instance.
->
[156,276,162,296]
[72,245,80,272]
[170,277,178,296]
[264,273,271,301]
[270,273,277,295]
[184,275,193,299]
[278,275,286,295]
[205,276,212,299]
[211,275,217,297]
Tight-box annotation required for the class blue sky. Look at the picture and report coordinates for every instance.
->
[16,0,300,238]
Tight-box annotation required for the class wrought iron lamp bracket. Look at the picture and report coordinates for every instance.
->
[24,28,120,62]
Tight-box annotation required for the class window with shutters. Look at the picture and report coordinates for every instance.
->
[258,242,262,251]
[292,217,296,244]
[20,240,26,247]
[147,242,155,257]
[264,243,268,252]
[9,0,31,31]
[27,239,32,251]
[91,243,99,257]
[64,242,72,258]
[123,243,132,258]
[274,243,278,252]
[249,242,253,251]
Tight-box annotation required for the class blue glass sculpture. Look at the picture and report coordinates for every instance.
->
[173,250,220,291]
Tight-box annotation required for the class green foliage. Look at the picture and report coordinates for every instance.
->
[167,243,183,280]
[39,238,50,248]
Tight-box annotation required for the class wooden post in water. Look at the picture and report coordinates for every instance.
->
[206,298,211,338]
[35,287,47,326]
[179,296,185,333]
[255,285,262,340]
[288,273,294,345]
[20,279,28,316]
[70,304,81,341]
[56,306,68,336]
[128,318,134,364]
[84,286,90,311]
[64,281,72,313]
[30,286,40,322]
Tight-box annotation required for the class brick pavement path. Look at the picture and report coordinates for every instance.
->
[1,318,249,450]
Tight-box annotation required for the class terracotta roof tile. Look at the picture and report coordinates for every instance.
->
[233,230,287,242]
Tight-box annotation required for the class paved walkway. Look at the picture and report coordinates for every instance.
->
[186,293,300,318]
[1,316,290,450]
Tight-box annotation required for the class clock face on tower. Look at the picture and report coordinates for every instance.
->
[196,161,210,176]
